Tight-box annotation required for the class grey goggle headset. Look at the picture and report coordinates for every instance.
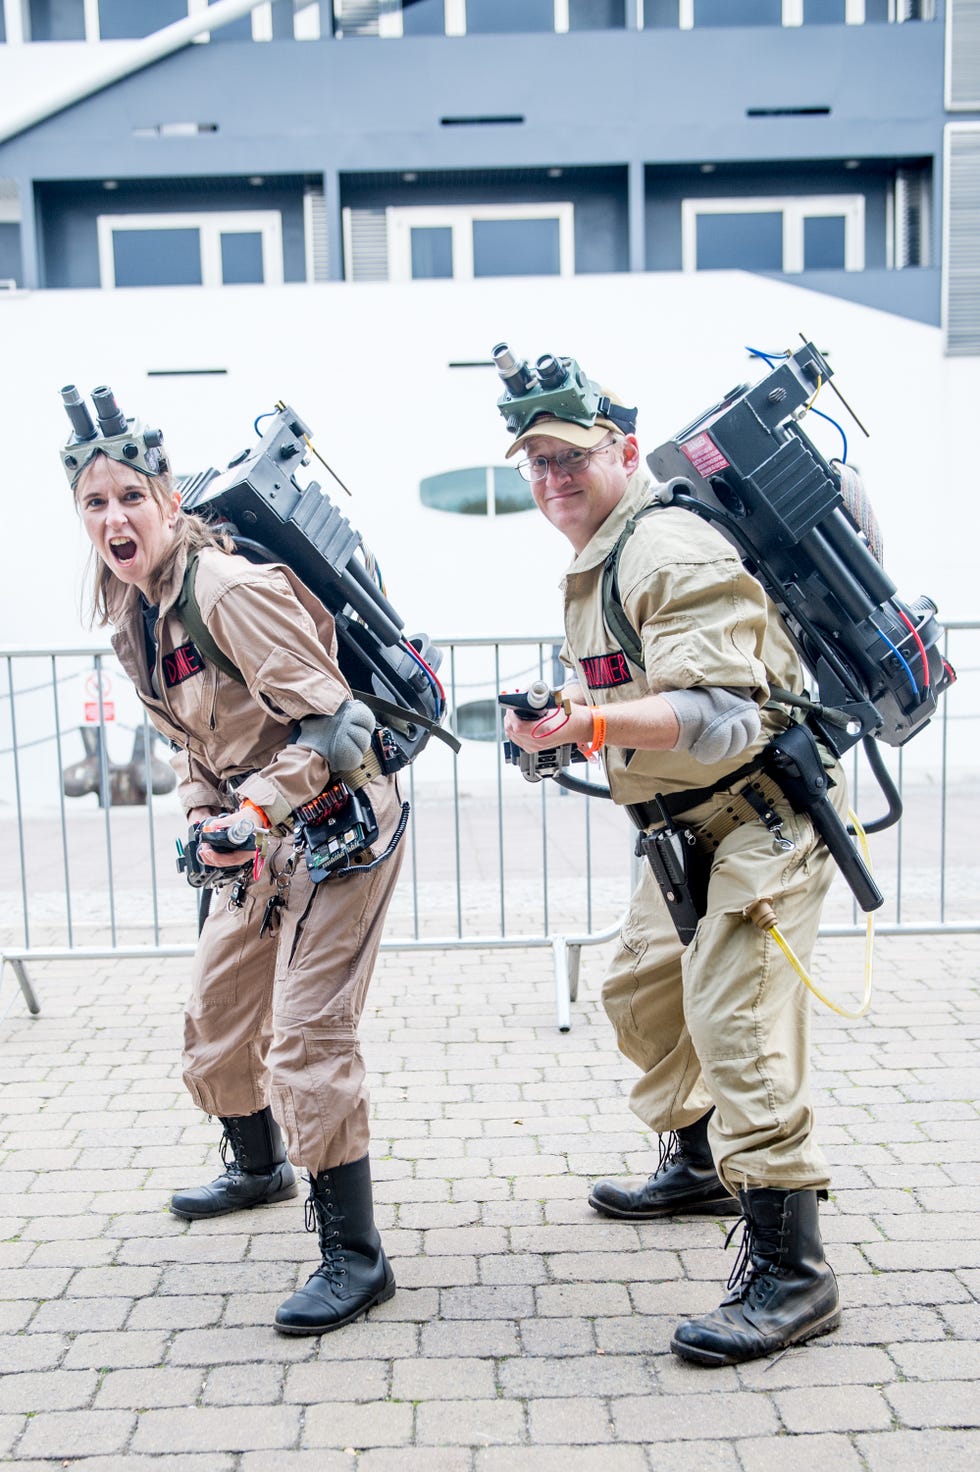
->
[60,383,168,485]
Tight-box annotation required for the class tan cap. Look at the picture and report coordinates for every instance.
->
[503,389,630,460]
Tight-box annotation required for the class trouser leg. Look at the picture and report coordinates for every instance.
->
[267,776,406,1176]
[601,863,714,1133]
[682,770,848,1194]
[181,838,287,1117]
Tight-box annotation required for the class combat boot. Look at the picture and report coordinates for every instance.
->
[671,1187,841,1366]
[170,1108,297,1220]
[274,1155,395,1335]
[589,1109,738,1219]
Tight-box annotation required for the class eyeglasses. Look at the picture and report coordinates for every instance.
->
[516,438,617,483]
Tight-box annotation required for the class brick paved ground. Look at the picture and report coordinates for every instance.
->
[1,929,979,1470]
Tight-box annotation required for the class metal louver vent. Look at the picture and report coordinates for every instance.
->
[344,208,390,281]
[894,168,929,268]
[334,1,382,36]
[943,126,980,356]
[304,185,330,282]
[947,0,980,110]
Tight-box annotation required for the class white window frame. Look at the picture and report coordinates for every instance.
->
[385,203,575,281]
[294,1,321,39]
[681,194,865,273]
[96,210,284,288]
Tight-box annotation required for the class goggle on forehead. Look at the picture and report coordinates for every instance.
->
[60,383,168,485]
[491,343,637,440]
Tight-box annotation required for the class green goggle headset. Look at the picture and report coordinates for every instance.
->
[492,343,637,439]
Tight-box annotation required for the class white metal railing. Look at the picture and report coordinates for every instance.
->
[2,625,977,1030]
[0,636,631,1030]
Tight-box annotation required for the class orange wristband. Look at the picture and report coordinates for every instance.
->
[241,797,270,829]
[583,707,607,757]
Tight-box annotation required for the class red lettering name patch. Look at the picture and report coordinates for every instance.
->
[580,650,633,691]
[162,642,205,688]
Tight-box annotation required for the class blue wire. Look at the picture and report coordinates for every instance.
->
[744,346,789,369]
[807,406,848,464]
[744,346,849,462]
[874,623,919,699]
[403,640,443,713]
[253,410,277,435]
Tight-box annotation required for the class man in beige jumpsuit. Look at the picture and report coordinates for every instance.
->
[81,447,405,1338]
[501,377,846,1367]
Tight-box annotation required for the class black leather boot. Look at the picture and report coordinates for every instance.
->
[589,1110,738,1219]
[170,1108,297,1220]
[274,1156,396,1336]
[671,1187,841,1366]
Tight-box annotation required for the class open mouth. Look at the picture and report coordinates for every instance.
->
[109,537,137,565]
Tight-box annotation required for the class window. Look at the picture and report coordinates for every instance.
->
[98,2,186,39]
[691,0,782,24]
[331,1,625,37]
[96,211,284,287]
[419,467,533,516]
[461,0,554,33]
[681,195,865,272]
[383,204,574,281]
[670,0,867,23]
[27,0,85,41]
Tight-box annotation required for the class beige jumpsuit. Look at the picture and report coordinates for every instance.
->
[110,544,405,1173]
[561,471,847,1194]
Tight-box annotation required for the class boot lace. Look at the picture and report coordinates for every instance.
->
[651,1130,682,1179]
[724,1204,791,1301]
[218,1126,246,1179]
[304,1175,348,1288]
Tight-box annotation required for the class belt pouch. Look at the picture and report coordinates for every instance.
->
[635,819,711,947]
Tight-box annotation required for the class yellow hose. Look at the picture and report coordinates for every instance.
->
[748,807,875,1020]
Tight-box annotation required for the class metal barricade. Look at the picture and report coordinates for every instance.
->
[0,637,630,1031]
[2,626,978,1030]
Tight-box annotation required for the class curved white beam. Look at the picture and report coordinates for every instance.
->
[0,0,271,147]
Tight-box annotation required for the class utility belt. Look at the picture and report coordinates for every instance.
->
[224,736,408,885]
[224,744,385,804]
[625,750,776,838]
[627,724,883,947]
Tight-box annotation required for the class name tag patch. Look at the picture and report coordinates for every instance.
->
[163,642,205,688]
[580,650,633,691]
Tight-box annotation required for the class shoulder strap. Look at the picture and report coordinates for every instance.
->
[175,552,247,685]
[175,554,460,749]
[600,502,661,669]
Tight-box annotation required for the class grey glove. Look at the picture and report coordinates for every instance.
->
[295,700,375,771]
[664,686,762,765]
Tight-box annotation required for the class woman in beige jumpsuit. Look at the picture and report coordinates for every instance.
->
[74,445,405,1338]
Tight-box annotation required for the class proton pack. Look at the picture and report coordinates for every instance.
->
[492,338,956,919]
[494,339,954,778]
[644,341,955,761]
[176,400,456,773]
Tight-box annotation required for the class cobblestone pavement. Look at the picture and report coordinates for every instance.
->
[1,929,979,1471]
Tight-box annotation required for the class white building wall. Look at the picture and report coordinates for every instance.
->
[2,268,976,800]
[3,269,975,645]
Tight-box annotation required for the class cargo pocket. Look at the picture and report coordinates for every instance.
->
[182,1071,219,1115]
